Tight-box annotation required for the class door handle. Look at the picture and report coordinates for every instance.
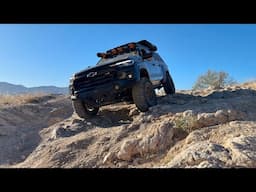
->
[152,63,160,66]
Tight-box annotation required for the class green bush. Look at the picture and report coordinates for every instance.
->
[192,70,236,90]
[172,115,197,133]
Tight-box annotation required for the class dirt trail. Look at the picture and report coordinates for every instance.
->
[1,83,256,168]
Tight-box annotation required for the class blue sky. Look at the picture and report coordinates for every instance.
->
[0,24,255,90]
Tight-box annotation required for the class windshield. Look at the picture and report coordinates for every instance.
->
[96,52,138,66]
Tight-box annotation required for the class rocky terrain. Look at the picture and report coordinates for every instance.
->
[1,82,256,168]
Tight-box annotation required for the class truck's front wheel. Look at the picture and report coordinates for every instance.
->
[132,77,157,112]
[72,100,99,118]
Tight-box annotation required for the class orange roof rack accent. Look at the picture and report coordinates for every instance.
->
[117,47,124,53]
[128,43,136,49]
[111,49,118,55]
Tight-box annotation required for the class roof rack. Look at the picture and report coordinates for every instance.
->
[137,40,157,51]
[97,40,157,58]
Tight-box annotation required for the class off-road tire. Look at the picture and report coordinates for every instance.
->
[163,72,175,95]
[72,100,99,118]
[132,77,157,112]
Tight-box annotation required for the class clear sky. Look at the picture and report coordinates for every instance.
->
[0,24,255,90]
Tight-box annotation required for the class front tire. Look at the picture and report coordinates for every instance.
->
[132,77,157,112]
[163,72,175,95]
[72,100,99,118]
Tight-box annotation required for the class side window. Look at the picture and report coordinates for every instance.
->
[154,54,164,62]
[141,49,153,59]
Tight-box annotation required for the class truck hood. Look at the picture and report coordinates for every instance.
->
[74,55,133,78]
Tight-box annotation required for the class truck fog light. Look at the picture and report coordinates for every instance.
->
[114,85,120,90]
[128,74,133,79]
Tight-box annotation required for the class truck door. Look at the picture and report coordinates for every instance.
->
[142,52,163,85]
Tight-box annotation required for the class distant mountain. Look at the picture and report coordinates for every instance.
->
[0,82,68,95]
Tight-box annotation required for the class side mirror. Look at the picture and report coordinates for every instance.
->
[150,46,157,51]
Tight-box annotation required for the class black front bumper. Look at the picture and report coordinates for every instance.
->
[70,64,139,107]
[70,78,136,106]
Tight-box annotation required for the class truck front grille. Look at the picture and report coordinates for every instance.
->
[73,68,116,90]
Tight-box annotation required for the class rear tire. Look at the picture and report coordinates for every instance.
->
[163,72,175,95]
[132,77,157,112]
[72,100,99,118]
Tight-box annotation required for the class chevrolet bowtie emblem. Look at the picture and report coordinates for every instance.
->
[87,71,97,78]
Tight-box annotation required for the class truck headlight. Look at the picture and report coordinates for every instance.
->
[69,77,74,85]
[110,60,134,67]
[127,73,133,79]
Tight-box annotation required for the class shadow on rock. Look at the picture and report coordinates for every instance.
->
[88,108,133,128]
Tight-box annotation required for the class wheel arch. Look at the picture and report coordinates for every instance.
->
[162,70,170,83]
[139,68,150,80]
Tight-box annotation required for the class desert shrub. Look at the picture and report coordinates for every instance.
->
[0,93,45,107]
[193,70,236,90]
[172,115,198,133]
[242,80,256,90]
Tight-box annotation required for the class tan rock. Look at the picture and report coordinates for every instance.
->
[103,151,115,164]
[225,136,256,167]
[117,138,141,161]
[166,142,231,168]
[214,110,228,124]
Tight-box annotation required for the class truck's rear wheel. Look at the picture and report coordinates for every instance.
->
[72,100,99,118]
[163,72,175,95]
[132,77,157,112]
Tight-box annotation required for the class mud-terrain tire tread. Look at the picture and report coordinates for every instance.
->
[72,100,99,118]
[132,77,157,112]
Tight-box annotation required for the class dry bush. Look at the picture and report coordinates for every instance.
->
[172,115,198,133]
[0,93,46,107]
[242,80,256,90]
[193,70,237,90]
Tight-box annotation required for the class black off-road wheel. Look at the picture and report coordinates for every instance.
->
[163,72,175,95]
[72,100,99,118]
[132,77,157,112]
